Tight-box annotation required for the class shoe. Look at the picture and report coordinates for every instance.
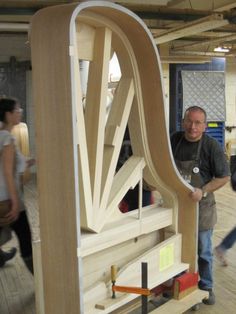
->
[214,246,228,266]
[202,289,215,305]
[0,247,17,267]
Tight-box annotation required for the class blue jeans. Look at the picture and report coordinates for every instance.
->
[198,229,213,290]
[220,226,236,251]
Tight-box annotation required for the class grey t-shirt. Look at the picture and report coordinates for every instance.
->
[0,130,26,201]
[171,131,230,184]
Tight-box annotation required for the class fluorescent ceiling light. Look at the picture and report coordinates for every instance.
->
[214,47,230,52]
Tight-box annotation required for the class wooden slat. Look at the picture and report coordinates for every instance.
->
[84,26,112,211]
[72,27,93,228]
[76,21,95,61]
[94,156,145,231]
[100,77,135,210]
[81,205,173,257]
[149,289,208,314]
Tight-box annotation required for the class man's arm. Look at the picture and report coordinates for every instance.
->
[202,177,230,194]
[190,136,231,202]
[190,176,230,202]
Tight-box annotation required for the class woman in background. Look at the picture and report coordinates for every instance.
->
[0,97,34,273]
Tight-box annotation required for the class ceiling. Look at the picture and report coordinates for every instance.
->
[1,0,236,63]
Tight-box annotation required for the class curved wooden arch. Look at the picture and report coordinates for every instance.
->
[31,2,198,313]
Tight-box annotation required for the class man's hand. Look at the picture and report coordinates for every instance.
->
[189,187,203,202]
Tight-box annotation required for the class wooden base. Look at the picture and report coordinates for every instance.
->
[149,289,208,314]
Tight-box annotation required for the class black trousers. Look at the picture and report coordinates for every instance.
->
[11,210,32,258]
[123,184,152,211]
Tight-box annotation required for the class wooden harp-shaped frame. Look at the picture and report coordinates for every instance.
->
[31,1,198,313]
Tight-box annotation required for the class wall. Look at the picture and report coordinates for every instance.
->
[225,58,236,155]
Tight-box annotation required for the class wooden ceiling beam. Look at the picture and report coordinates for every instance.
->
[0,22,29,32]
[154,13,229,44]
[0,15,32,23]
[114,0,169,4]
[151,28,234,38]
[167,0,236,11]
[170,49,227,57]
[173,33,236,50]
[206,0,236,12]
[0,1,69,7]
[160,55,212,63]
[189,30,235,38]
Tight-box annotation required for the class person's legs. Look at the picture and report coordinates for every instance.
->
[0,247,17,267]
[0,227,17,267]
[198,229,215,305]
[124,187,139,211]
[220,226,236,250]
[124,185,152,211]
[214,226,236,266]
[11,210,33,274]
[198,229,213,289]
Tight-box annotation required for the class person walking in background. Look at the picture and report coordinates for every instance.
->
[214,226,236,266]
[214,159,236,266]
[0,97,34,273]
[171,106,230,305]
[0,246,17,267]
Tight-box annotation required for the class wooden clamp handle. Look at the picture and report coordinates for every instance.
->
[111,265,117,283]
[112,285,151,296]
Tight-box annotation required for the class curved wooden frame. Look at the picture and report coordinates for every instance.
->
[31,2,198,313]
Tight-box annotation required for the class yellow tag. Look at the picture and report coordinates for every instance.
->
[208,123,218,127]
[159,243,174,271]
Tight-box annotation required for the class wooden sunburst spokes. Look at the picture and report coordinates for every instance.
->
[74,15,146,232]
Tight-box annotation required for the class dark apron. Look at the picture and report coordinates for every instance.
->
[174,135,216,231]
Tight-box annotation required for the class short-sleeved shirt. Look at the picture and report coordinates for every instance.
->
[171,131,230,184]
[0,130,26,201]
